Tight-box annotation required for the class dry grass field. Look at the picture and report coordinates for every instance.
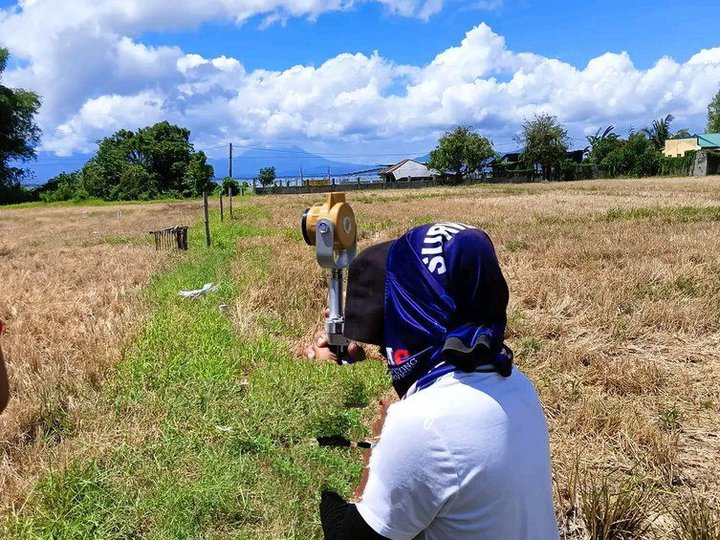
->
[1,177,719,538]
[243,177,720,538]
[0,201,202,507]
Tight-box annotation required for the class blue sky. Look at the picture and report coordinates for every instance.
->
[1,0,720,182]
[138,1,720,72]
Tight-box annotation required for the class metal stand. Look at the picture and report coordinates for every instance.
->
[314,217,356,361]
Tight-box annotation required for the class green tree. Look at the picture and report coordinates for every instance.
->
[428,126,494,183]
[642,114,674,151]
[258,166,276,187]
[133,122,193,193]
[585,126,618,161]
[516,114,570,180]
[222,176,240,195]
[55,122,211,201]
[0,48,41,204]
[707,87,720,133]
[79,161,105,198]
[38,172,82,202]
[601,131,660,177]
[183,151,214,196]
[110,164,159,201]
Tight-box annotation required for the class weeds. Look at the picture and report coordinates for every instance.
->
[579,471,656,540]
[671,493,720,540]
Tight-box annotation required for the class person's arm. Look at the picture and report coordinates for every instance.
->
[0,322,9,414]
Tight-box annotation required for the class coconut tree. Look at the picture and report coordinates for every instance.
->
[585,125,617,154]
[642,114,674,151]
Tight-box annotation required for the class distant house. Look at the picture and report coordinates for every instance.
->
[664,133,720,157]
[664,133,720,176]
[380,159,440,182]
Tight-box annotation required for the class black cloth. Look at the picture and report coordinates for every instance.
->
[344,241,392,346]
[320,491,389,540]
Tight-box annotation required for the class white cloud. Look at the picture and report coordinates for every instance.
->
[46,91,168,155]
[1,1,720,157]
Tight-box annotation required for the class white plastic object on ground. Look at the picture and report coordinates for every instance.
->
[178,282,219,299]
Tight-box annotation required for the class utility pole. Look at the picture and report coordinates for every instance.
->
[228,142,233,178]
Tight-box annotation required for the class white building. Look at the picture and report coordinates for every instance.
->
[380,159,440,182]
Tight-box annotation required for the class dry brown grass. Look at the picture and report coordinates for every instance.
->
[244,176,720,537]
[0,201,201,510]
[1,177,719,537]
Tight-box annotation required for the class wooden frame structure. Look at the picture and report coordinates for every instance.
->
[149,225,189,250]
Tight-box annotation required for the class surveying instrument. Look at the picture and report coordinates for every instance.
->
[301,193,357,363]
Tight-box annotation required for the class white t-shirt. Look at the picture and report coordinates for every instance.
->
[357,368,559,540]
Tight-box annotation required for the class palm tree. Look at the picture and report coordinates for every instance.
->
[584,125,619,159]
[585,125,617,150]
[642,114,674,150]
[669,128,691,140]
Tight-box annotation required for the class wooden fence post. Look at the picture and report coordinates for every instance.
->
[203,192,211,247]
[228,186,233,219]
[220,192,224,222]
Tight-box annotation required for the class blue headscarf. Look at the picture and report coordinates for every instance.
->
[382,223,513,397]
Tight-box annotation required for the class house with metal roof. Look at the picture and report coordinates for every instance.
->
[380,159,440,182]
[664,133,720,176]
[664,133,720,157]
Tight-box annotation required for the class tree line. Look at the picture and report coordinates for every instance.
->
[428,108,717,184]
[3,43,720,205]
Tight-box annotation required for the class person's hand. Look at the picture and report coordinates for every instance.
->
[305,309,366,363]
[305,330,366,362]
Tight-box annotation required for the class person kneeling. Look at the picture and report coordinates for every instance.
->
[307,223,559,540]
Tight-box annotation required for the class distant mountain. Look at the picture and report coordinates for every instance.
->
[16,152,92,185]
[18,146,416,185]
[209,146,379,179]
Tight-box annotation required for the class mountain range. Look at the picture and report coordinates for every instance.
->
[19,146,430,185]
[208,146,380,179]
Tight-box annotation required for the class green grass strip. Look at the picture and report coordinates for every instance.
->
[6,206,388,539]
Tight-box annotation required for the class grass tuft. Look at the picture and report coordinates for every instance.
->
[671,493,720,540]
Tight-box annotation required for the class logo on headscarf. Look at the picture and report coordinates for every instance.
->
[384,347,409,366]
[421,222,475,275]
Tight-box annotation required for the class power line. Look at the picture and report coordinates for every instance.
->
[195,144,228,151]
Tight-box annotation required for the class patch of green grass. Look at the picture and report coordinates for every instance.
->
[516,337,544,356]
[5,204,388,539]
[407,214,435,226]
[505,239,529,252]
[603,205,720,223]
[636,274,704,301]
[658,406,683,432]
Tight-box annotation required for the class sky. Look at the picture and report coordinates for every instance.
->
[1,0,720,181]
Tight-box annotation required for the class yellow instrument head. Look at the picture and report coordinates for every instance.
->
[301,192,357,250]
